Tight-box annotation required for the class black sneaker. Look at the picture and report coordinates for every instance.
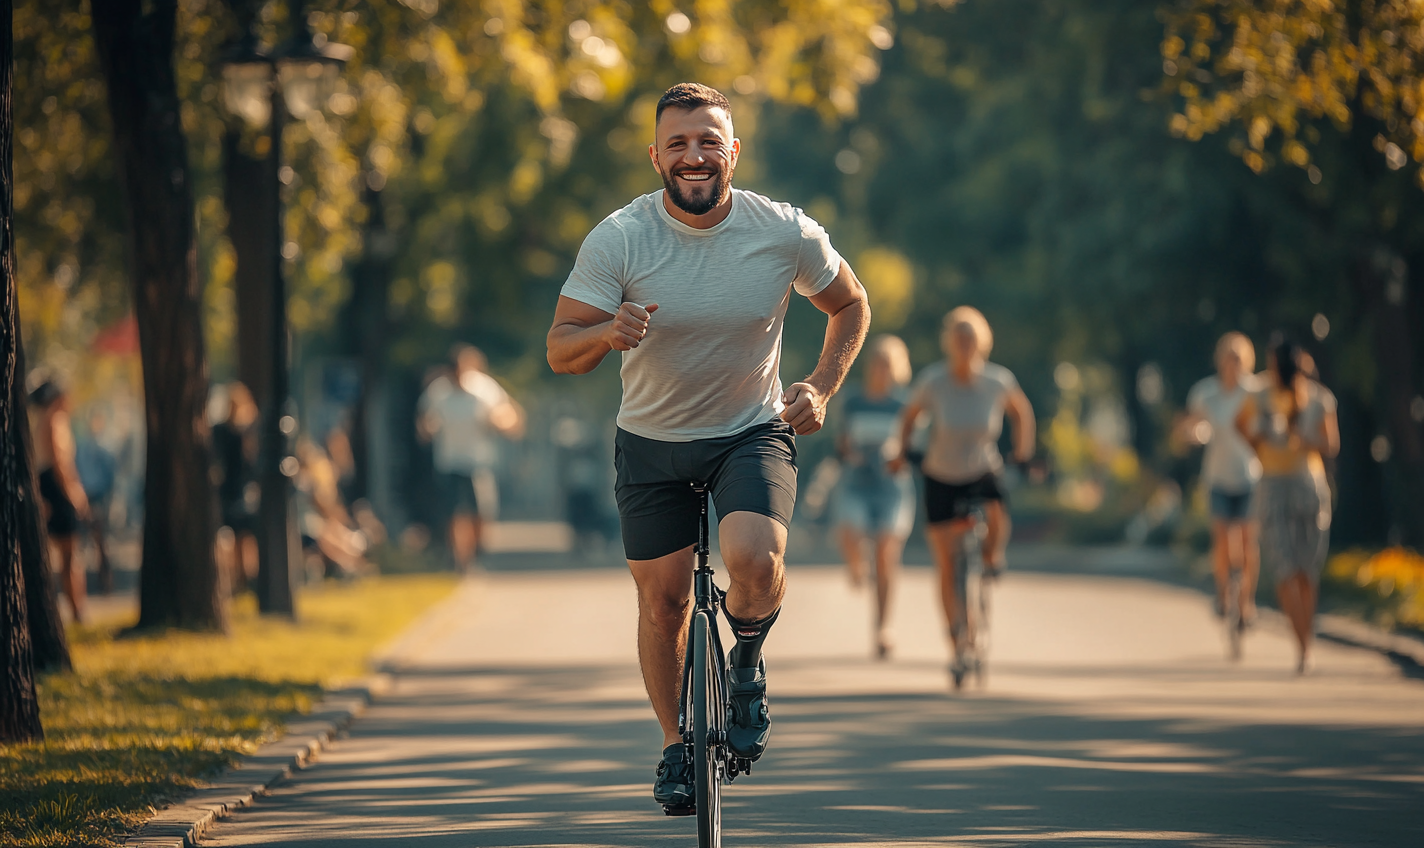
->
[726,659,771,761]
[653,743,695,811]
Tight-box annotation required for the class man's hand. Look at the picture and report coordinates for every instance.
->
[886,451,907,474]
[780,382,827,435]
[607,302,658,351]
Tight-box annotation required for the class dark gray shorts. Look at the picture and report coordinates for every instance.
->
[614,421,798,561]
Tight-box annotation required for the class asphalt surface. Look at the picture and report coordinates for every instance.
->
[201,555,1424,847]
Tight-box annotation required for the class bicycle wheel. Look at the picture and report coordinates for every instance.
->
[691,611,722,847]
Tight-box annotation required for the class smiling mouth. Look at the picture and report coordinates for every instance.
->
[677,171,714,182]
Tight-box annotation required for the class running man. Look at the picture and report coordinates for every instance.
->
[417,345,525,572]
[546,83,870,811]
[890,307,1034,679]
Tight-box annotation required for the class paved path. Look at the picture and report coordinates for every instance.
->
[202,559,1424,847]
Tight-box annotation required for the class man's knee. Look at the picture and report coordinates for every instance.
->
[640,590,690,638]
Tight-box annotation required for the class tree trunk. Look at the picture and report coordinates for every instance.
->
[0,0,43,742]
[91,0,227,632]
[1361,250,1424,548]
[15,340,69,673]
[342,181,394,509]
[222,127,276,407]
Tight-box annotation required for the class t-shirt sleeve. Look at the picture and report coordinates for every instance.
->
[559,217,627,314]
[988,363,1020,400]
[1186,378,1210,415]
[907,367,936,410]
[792,209,843,298]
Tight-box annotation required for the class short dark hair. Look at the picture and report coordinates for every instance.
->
[656,83,732,124]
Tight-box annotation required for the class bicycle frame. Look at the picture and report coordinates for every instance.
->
[679,483,728,747]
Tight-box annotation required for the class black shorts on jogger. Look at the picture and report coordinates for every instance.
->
[614,421,798,561]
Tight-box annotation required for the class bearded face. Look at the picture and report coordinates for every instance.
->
[659,157,734,216]
[650,105,738,218]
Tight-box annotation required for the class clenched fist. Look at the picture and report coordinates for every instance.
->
[607,302,659,351]
[780,381,827,435]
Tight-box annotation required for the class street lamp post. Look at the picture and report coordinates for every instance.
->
[219,6,351,616]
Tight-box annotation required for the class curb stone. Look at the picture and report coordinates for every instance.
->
[122,675,390,848]
[1316,613,1424,672]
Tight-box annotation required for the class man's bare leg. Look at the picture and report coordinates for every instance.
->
[628,546,695,748]
[719,512,787,625]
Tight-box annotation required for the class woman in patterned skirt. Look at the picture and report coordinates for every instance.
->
[1237,339,1338,674]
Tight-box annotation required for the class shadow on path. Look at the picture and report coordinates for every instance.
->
[209,661,1424,848]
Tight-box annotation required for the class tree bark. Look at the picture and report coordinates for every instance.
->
[15,340,70,673]
[1359,249,1424,548]
[0,0,43,742]
[91,0,227,631]
[222,128,277,407]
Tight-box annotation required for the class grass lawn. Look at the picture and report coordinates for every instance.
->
[0,574,457,848]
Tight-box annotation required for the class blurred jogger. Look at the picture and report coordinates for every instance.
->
[1237,339,1339,674]
[211,382,260,593]
[417,344,525,571]
[29,380,90,622]
[1182,332,1263,623]
[891,307,1035,675]
[833,334,915,659]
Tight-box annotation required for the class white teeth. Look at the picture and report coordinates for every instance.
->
[679,173,712,181]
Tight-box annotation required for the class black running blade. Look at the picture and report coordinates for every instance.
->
[662,803,696,817]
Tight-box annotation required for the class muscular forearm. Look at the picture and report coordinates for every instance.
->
[547,322,615,375]
[805,298,870,398]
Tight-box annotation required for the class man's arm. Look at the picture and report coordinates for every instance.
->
[780,259,871,435]
[547,296,659,375]
[1004,387,1036,463]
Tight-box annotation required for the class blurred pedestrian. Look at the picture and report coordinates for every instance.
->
[833,334,915,659]
[211,382,260,592]
[417,344,525,571]
[1182,332,1263,623]
[28,380,89,622]
[74,407,117,593]
[891,307,1035,677]
[295,437,371,579]
[1237,338,1339,674]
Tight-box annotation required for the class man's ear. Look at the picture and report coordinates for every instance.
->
[648,143,660,173]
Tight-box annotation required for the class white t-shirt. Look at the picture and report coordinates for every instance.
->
[1186,374,1262,493]
[909,362,1019,485]
[419,371,510,474]
[560,189,842,442]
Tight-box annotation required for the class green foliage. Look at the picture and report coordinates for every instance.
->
[13,0,896,381]
[1163,0,1424,182]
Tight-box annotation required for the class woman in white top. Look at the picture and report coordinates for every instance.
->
[891,307,1034,674]
[1181,332,1262,624]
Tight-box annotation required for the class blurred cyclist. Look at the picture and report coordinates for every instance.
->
[833,334,915,659]
[1182,332,1262,623]
[1237,338,1338,674]
[891,307,1034,674]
